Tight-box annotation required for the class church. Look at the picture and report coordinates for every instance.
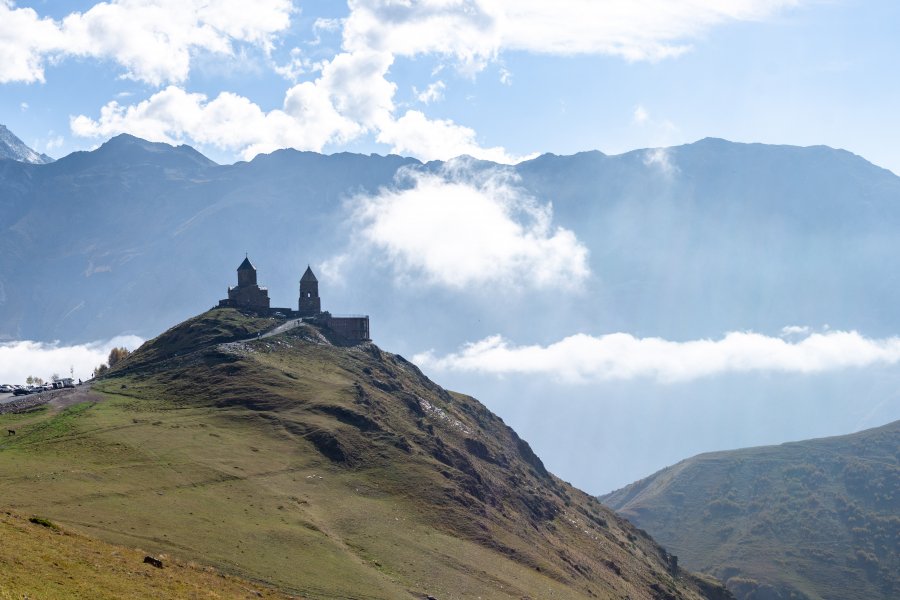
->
[218,257,370,342]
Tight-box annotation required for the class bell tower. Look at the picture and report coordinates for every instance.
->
[237,255,257,287]
[298,265,321,317]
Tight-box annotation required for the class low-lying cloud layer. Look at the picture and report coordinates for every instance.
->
[329,164,589,290]
[414,328,900,383]
[0,335,144,384]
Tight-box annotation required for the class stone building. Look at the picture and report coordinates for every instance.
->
[218,256,270,310]
[298,266,321,317]
[217,259,370,342]
[327,314,370,341]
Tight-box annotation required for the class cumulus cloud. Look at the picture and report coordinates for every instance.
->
[343,0,801,65]
[73,79,529,163]
[70,51,386,159]
[377,110,531,163]
[343,164,589,289]
[414,329,900,384]
[0,0,293,85]
[415,80,446,104]
[0,335,144,384]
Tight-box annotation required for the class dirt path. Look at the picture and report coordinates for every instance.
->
[260,318,304,339]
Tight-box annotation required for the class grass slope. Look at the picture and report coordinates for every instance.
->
[601,422,900,600]
[0,510,290,599]
[0,308,730,599]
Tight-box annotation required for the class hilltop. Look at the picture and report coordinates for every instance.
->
[0,308,731,599]
[601,422,900,600]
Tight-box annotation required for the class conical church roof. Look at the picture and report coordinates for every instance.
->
[238,256,255,271]
[301,265,317,282]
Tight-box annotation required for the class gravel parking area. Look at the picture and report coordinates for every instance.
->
[0,385,101,414]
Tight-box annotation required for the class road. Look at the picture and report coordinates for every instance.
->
[0,393,14,405]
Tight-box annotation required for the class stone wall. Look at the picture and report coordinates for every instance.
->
[328,316,370,342]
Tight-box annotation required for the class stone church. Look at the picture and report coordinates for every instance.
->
[218,257,370,342]
[220,256,271,310]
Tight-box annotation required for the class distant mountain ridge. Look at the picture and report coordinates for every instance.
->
[601,421,900,600]
[0,124,53,164]
[3,133,900,350]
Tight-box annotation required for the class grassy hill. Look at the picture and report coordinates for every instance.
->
[0,308,730,599]
[601,422,900,600]
[0,510,290,599]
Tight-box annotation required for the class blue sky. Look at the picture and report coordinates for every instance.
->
[2,0,900,173]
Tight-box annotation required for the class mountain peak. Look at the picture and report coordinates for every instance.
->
[0,124,53,164]
[98,134,216,164]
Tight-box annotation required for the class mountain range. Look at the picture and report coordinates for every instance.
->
[602,421,900,600]
[3,131,900,347]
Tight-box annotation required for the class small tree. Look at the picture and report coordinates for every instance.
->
[93,364,109,378]
[50,373,60,382]
[33,376,43,385]
[107,347,131,368]
[26,376,33,385]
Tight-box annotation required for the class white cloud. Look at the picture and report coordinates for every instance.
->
[0,335,143,384]
[343,0,801,66]
[414,329,900,384]
[378,110,531,163]
[45,134,64,151]
[71,50,397,159]
[19,101,28,111]
[273,47,311,81]
[0,0,293,86]
[0,1,61,83]
[415,80,446,104]
[633,104,650,125]
[781,325,811,337]
[498,67,512,86]
[70,81,363,160]
[344,164,589,289]
[72,76,530,163]
[643,147,678,176]
[314,17,342,33]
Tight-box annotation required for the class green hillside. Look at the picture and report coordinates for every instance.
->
[0,308,730,599]
[601,422,900,600]
[0,510,290,599]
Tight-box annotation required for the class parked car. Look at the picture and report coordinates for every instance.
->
[13,387,31,396]
[0,384,12,393]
